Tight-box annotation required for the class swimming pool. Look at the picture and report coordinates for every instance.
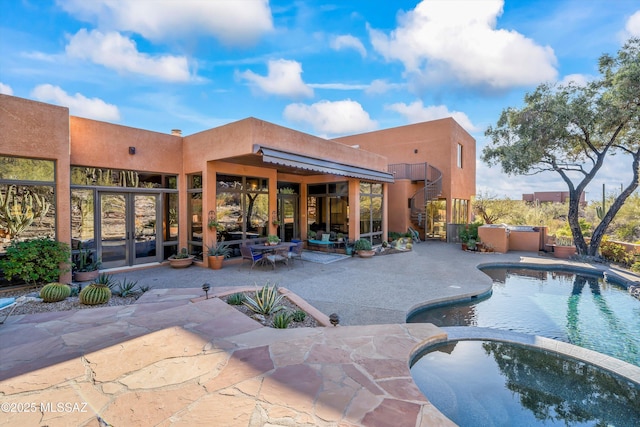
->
[411,339,640,426]
[408,267,640,366]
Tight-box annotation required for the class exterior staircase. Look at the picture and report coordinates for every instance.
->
[388,163,442,240]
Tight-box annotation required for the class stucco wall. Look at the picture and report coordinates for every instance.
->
[334,118,476,223]
[0,95,72,281]
[183,117,389,174]
[70,117,182,173]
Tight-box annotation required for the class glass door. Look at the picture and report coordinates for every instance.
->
[99,192,159,268]
[277,194,298,242]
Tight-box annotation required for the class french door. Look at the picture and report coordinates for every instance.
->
[277,194,298,242]
[98,192,160,268]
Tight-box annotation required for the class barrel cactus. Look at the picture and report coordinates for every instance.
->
[40,282,71,302]
[79,283,112,305]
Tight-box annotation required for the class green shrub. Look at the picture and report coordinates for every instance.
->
[631,262,640,273]
[354,238,372,251]
[272,311,293,329]
[459,222,481,243]
[227,292,245,305]
[116,278,138,297]
[243,282,284,315]
[40,282,71,302]
[292,309,306,322]
[599,240,634,266]
[0,238,70,285]
[388,231,402,241]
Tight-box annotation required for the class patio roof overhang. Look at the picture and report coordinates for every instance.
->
[253,145,394,183]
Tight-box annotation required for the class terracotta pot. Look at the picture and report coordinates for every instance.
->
[553,245,576,259]
[357,250,375,258]
[208,255,225,270]
[74,269,99,282]
[168,256,194,268]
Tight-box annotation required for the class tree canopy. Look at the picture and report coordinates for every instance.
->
[483,38,640,257]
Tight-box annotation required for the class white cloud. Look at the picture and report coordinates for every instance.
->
[386,100,478,132]
[284,99,378,136]
[240,59,313,98]
[308,83,368,90]
[365,79,404,95]
[330,34,367,57]
[0,82,14,95]
[559,73,590,87]
[621,10,640,39]
[368,0,557,90]
[31,84,120,121]
[66,29,191,82]
[57,0,273,46]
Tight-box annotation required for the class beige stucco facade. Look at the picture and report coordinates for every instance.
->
[1,94,475,274]
[335,118,476,238]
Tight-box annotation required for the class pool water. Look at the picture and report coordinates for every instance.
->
[408,268,640,366]
[411,340,640,427]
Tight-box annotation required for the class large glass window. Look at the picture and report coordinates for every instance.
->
[359,182,383,245]
[452,199,468,224]
[216,174,269,257]
[0,156,56,253]
[71,166,176,189]
[307,182,349,235]
[426,199,447,240]
[187,174,203,258]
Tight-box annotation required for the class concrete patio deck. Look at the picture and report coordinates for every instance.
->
[1,242,638,426]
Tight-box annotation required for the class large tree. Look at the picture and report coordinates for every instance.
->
[483,38,640,257]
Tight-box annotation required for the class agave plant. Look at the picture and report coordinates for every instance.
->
[272,311,293,329]
[243,282,285,315]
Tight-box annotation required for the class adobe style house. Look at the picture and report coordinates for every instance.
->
[0,94,475,273]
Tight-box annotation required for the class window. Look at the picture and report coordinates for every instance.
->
[0,156,56,253]
[457,143,463,168]
[216,174,269,257]
[187,173,203,258]
[452,199,469,224]
[359,182,383,245]
[307,182,349,235]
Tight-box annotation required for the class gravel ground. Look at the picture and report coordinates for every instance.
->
[1,287,141,316]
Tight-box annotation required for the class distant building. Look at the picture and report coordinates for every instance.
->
[522,191,586,205]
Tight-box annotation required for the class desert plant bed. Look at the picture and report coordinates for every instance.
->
[0,287,142,316]
[223,290,318,328]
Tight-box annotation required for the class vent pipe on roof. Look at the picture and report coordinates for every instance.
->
[171,129,182,136]
[350,144,359,149]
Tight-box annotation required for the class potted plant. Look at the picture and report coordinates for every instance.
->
[336,233,344,242]
[467,238,477,251]
[74,244,101,282]
[168,247,194,268]
[206,242,231,270]
[354,238,375,258]
[267,234,280,246]
[208,219,224,232]
[553,236,576,259]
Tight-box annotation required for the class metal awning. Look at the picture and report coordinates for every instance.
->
[254,146,394,183]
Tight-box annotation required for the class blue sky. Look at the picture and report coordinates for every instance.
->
[1,0,639,201]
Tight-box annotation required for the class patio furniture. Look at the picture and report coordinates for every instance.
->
[288,241,304,266]
[265,247,289,269]
[248,242,296,270]
[0,296,24,325]
[240,245,264,269]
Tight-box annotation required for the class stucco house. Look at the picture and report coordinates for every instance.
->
[0,94,475,273]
